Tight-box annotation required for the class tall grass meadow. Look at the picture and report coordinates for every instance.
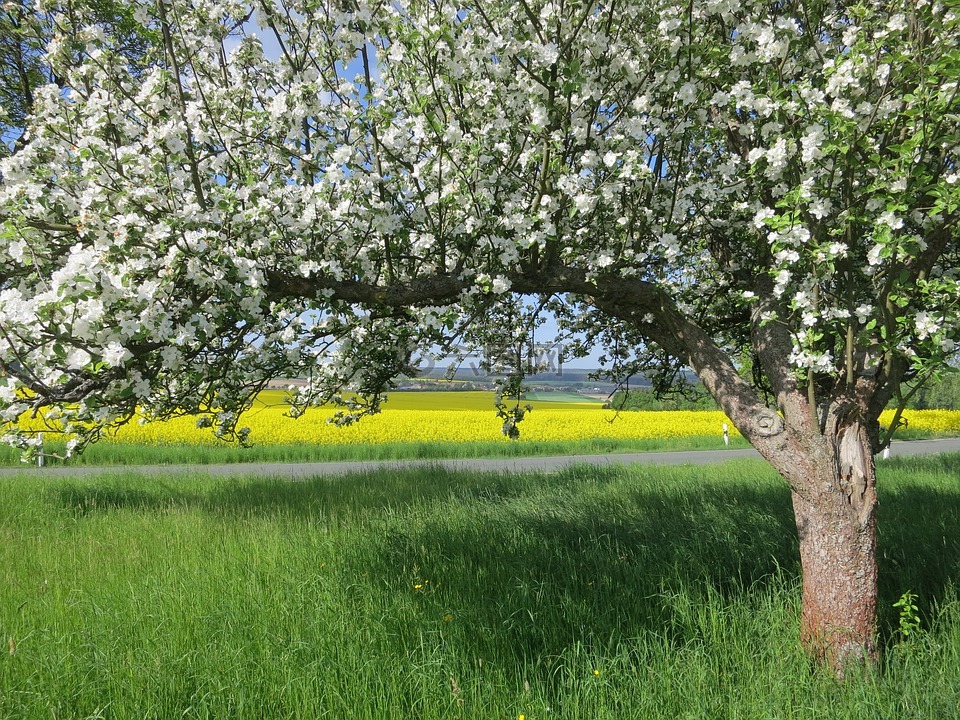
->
[1,456,959,718]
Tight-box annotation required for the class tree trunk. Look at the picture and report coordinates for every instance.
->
[597,289,885,674]
[789,418,878,673]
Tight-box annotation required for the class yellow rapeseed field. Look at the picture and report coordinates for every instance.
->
[105,408,740,446]
[11,391,960,447]
[100,405,960,447]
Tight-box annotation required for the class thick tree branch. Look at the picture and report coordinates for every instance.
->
[270,263,798,468]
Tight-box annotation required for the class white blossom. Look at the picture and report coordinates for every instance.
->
[915,312,941,340]
[877,211,904,229]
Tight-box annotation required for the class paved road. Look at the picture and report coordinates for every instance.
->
[2,438,959,479]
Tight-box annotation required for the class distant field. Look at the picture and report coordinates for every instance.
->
[254,390,603,411]
[523,391,605,404]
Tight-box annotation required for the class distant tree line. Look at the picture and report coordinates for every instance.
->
[903,373,960,410]
[604,387,719,412]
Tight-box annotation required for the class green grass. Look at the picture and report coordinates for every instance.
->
[2,456,959,718]
[0,434,753,467]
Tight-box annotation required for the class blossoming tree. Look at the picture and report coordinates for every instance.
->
[2,0,959,671]
[0,0,153,156]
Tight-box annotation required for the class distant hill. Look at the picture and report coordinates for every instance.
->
[407,366,649,394]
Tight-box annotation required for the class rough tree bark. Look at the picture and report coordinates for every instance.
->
[715,387,880,673]
[782,412,879,671]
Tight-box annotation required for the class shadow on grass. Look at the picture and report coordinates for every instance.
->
[49,456,960,660]
[351,463,801,664]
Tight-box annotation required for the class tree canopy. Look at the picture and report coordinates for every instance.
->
[2,0,959,669]
[2,0,956,448]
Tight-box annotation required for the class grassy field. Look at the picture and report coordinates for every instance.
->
[1,456,959,718]
[0,434,753,467]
